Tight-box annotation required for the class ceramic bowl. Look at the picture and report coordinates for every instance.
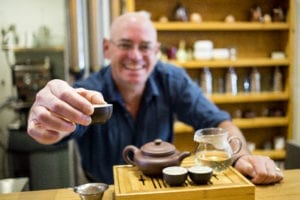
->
[73,183,108,200]
[91,104,113,124]
[188,166,213,185]
[162,166,188,186]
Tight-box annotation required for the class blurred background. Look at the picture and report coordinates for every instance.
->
[0,0,299,192]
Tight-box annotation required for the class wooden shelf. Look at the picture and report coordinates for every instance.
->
[209,92,289,103]
[232,117,289,129]
[13,46,64,53]
[252,149,286,160]
[169,58,290,68]
[154,22,289,31]
[174,121,194,134]
[174,117,289,134]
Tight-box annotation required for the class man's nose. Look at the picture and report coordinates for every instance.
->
[128,45,143,59]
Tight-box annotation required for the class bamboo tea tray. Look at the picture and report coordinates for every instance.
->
[113,164,255,200]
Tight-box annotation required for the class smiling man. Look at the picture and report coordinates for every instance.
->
[103,13,160,118]
[27,12,283,185]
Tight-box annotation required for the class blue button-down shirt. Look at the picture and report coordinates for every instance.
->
[70,60,230,184]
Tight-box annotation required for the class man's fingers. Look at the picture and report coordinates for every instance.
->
[27,104,78,144]
[235,155,256,178]
[235,155,284,185]
[28,120,61,144]
[47,81,94,115]
[35,84,92,125]
[76,88,107,105]
[251,158,283,184]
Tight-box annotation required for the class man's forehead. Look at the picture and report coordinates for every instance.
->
[110,13,156,39]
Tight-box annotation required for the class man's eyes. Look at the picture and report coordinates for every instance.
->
[117,43,152,51]
[118,43,132,49]
[139,44,151,51]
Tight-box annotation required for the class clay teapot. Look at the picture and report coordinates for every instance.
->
[122,139,191,176]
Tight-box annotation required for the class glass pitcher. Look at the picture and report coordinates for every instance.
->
[194,128,242,172]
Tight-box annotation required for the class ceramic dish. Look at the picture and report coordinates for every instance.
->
[188,166,213,184]
[162,166,188,186]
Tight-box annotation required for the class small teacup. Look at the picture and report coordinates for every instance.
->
[188,166,213,184]
[91,104,113,124]
[162,166,188,186]
[73,183,108,200]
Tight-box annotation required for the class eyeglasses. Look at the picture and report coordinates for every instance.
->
[110,40,155,54]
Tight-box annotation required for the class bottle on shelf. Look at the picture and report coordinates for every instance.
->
[176,40,187,62]
[273,66,283,92]
[200,67,212,95]
[186,48,193,61]
[250,67,261,92]
[225,67,238,95]
[243,77,250,93]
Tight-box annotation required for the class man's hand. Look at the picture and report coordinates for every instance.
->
[234,154,283,184]
[27,79,106,144]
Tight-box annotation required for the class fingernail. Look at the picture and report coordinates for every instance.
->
[82,115,92,125]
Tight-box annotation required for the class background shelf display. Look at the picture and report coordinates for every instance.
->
[125,0,295,162]
[154,22,289,30]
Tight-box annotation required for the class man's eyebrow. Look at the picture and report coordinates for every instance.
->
[116,39,132,43]
[117,39,152,44]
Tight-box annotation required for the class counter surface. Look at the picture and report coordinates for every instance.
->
[0,169,299,200]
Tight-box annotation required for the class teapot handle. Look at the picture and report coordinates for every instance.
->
[122,145,139,166]
[228,136,242,155]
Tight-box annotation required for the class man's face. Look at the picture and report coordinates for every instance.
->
[104,17,160,88]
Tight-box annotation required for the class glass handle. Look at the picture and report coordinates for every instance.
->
[228,136,242,155]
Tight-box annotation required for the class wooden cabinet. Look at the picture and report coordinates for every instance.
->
[125,0,295,161]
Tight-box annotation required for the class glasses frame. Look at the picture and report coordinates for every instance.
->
[110,39,155,54]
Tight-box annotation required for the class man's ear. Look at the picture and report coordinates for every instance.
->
[155,42,161,55]
[103,38,110,59]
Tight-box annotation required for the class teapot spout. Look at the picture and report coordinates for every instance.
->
[178,151,191,162]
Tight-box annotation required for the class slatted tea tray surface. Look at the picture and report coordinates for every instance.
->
[113,165,254,200]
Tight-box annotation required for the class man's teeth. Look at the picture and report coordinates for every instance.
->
[125,63,144,70]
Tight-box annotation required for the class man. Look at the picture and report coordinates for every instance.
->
[27,12,283,185]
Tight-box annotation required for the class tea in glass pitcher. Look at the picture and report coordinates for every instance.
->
[194,128,242,172]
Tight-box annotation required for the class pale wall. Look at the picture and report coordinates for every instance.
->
[0,0,65,178]
[0,0,65,126]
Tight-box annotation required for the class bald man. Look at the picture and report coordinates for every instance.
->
[27,12,283,184]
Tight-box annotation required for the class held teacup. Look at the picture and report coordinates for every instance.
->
[91,104,113,124]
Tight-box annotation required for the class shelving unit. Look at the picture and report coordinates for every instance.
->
[13,46,66,81]
[125,0,295,161]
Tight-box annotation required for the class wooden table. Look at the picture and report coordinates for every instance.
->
[0,169,299,200]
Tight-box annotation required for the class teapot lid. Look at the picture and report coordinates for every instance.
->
[141,139,176,157]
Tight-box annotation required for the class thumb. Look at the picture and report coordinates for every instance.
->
[76,88,107,104]
[235,156,256,178]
